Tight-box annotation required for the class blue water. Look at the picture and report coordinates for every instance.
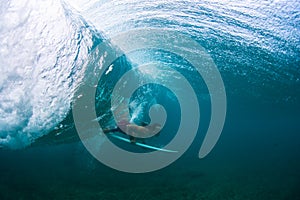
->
[0,0,300,199]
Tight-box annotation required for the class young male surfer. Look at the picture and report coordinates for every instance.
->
[103,120,161,143]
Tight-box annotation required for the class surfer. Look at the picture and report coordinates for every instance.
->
[103,120,161,143]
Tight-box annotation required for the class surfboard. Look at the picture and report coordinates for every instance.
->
[108,133,178,153]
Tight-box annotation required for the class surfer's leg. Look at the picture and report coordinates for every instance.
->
[103,127,120,134]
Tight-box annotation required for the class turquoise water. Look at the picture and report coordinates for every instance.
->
[0,0,300,199]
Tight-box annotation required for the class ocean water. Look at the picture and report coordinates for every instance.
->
[0,0,300,199]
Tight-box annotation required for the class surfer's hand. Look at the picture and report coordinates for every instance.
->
[129,136,136,143]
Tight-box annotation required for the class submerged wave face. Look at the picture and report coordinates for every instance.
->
[1,0,300,149]
[0,0,95,148]
[75,0,300,97]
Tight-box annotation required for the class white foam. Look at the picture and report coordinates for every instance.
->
[0,0,92,148]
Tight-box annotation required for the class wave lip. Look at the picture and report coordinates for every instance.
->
[0,0,94,148]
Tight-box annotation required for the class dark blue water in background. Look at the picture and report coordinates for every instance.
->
[0,0,300,199]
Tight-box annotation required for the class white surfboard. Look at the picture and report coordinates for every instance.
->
[109,133,178,153]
